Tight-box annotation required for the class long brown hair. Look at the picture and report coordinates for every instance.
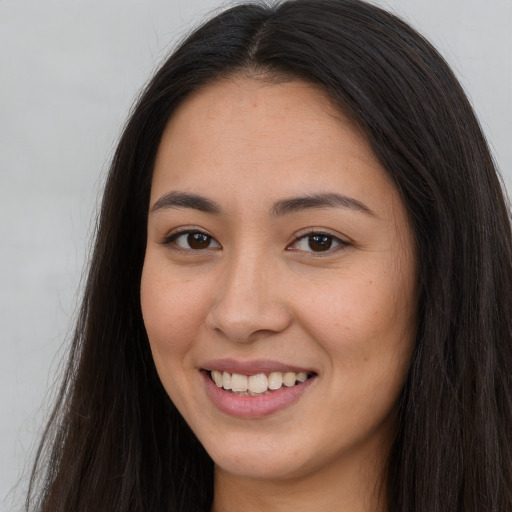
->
[27,1,512,510]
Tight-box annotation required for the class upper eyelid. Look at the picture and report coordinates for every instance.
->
[167,224,210,234]
[164,225,212,238]
[292,227,349,242]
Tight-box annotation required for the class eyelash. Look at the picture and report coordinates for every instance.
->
[161,228,349,255]
[161,229,221,252]
[289,231,348,254]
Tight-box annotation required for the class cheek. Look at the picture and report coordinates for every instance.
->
[302,270,414,429]
[140,260,211,362]
[294,263,416,369]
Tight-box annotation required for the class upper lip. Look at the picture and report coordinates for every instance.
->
[201,358,316,376]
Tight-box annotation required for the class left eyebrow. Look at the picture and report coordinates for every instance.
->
[270,192,376,217]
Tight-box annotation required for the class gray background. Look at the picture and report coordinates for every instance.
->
[1,0,510,509]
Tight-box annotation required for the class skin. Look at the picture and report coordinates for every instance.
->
[140,77,417,512]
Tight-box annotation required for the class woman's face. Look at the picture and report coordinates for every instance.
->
[141,77,417,482]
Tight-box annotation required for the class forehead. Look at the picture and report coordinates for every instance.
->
[151,77,397,217]
[159,76,374,163]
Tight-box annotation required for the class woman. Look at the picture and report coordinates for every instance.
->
[27,1,512,511]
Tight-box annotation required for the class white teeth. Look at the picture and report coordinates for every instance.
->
[296,372,308,383]
[210,370,311,394]
[268,372,283,390]
[212,370,223,387]
[222,372,231,390]
[248,373,268,394]
[283,372,296,387]
[230,373,248,392]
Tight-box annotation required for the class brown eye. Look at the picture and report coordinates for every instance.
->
[308,235,333,252]
[187,232,212,249]
[167,230,221,250]
[291,232,346,254]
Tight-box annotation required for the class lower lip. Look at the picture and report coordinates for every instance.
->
[202,371,316,419]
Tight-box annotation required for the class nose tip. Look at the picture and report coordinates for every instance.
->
[205,258,291,343]
[206,302,290,343]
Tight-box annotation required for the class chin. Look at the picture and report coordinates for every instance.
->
[202,433,324,482]
[213,454,307,481]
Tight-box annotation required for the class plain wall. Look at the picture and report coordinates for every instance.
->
[1,1,510,510]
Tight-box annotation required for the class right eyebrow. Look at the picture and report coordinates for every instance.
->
[150,191,222,214]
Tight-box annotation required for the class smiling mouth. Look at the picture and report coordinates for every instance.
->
[208,370,316,396]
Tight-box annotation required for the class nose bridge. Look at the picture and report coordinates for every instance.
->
[206,245,290,342]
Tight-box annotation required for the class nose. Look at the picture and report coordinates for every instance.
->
[205,252,292,343]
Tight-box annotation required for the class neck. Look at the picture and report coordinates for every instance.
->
[211,448,388,512]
